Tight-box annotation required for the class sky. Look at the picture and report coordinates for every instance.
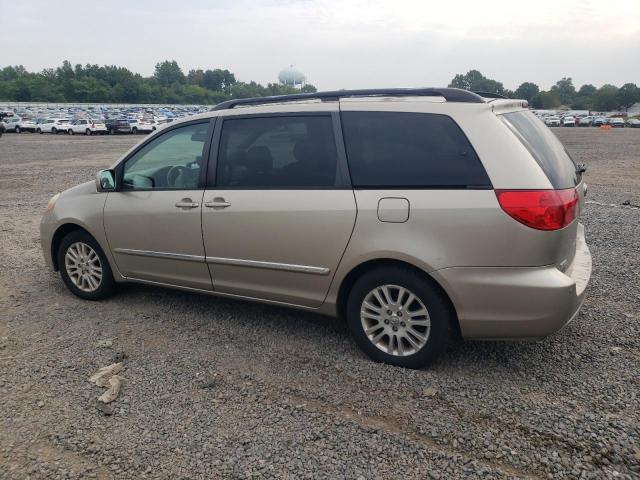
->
[2,0,639,91]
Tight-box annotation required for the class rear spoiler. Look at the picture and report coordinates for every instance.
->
[490,99,529,114]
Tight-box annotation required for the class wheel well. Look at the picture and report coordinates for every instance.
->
[51,224,90,271]
[335,259,462,340]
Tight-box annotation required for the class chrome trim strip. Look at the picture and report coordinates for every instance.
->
[205,256,330,275]
[113,248,205,263]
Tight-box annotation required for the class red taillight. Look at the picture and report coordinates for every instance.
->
[495,188,578,231]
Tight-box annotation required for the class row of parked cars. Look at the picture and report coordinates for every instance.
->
[0,116,173,135]
[0,103,210,136]
[539,114,639,128]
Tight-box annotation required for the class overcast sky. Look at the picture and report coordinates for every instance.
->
[3,0,639,91]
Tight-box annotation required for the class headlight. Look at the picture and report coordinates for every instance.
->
[46,193,60,212]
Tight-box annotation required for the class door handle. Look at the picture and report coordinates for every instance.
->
[204,197,231,208]
[175,199,200,209]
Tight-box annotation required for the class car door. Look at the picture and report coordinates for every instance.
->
[202,111,357,307]
[103,119,215,290]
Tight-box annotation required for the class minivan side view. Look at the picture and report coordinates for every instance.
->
[40,88,592,368]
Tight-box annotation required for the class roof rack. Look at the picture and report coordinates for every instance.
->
[212,88,485,111]
[473,91,508,99]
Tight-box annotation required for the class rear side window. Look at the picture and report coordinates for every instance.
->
[341,112,491,188]
[501,111,579,188]
[216,116,338,188]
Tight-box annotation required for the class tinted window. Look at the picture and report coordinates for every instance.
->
[501,111,579,188]
[122,122,209,190]
[216,116,338,188]
[341,112,490,188]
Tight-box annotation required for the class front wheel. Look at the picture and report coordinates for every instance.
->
[57,230,116,300]
[131,127,138,134]
[52,127,57,134]
[346,266,452,368]
[68,129,74,135]
[85,129,91,136]
[15,126,21,134]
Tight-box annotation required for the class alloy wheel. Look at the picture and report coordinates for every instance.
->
[360,284,431,356]
[64,242,103,292]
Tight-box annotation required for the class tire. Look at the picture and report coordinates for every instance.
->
[85,129,91,136]
[57,230,116,300]
[346,266,452,369]
[68,129,74,135]
[131,127,138,134]
[15,126,21,134]
[52,127,57,134]
[37,128,42,134]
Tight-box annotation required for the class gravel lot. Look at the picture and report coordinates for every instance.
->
[0,129,639,479]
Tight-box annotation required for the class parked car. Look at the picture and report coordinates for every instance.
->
[609,117,625,128]
[2,117,21,132]
[562,116,576,127]
[40,88,591,368]
[0,119,5,135]
[106,119,137,134]
[577,117,592,127]
[15,118,37,133]
[626,118,640,128]
[68,119,108,135]
[545,116,561,127]
[592,117,607,127]
[37,118,73,134]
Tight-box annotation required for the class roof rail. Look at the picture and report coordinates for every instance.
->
[473,91,508,99]
[211,88,485,111]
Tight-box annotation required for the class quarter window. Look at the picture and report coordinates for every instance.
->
[341,112,491,188]
[122,122,209,190]
[216,116,338,188]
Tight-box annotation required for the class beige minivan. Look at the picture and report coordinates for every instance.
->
[41,88,592,368]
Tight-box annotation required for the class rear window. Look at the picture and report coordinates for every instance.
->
[341,112,491,188]
[501,111,579,189]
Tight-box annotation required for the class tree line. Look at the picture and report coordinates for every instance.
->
[449,70,639,111]
[0,60,316,104]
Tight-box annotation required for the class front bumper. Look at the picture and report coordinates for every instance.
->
[432,223,592,340]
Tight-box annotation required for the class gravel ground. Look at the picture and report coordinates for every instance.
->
[0,129,639,479]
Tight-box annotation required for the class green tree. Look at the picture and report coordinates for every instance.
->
[617,83,639,110]
[515,82,540,102]
[153,60,185,86]
[550,77,576,106]
[448,69,505,95]
[577,84,597,97]
[591,85,619,111]
[532,90,561,109]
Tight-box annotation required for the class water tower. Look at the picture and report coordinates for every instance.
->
[278,65,306,88]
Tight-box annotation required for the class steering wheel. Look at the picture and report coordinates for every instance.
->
[166,165,194,188]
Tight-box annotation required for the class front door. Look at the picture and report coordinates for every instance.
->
[104,120,213,290]
[202,113,356,307]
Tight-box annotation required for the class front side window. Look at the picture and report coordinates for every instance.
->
[341,112,491,188]
[122,122,209,190]
[216,116,338,188]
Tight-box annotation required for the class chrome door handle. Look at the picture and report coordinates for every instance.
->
[175,200,200,209]
[204,198,231,208]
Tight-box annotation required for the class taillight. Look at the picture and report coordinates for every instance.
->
[495,188,578,231]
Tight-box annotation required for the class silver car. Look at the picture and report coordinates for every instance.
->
[40,88,592,368]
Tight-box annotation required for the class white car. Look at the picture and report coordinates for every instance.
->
[545,116,561,127]
[3,117,20,132]
[37,118,73,134]
[68,119,108,135]
[609,117,625,128]
[562,116,576,127]
[133,118,155,133]
[15,118,37,133]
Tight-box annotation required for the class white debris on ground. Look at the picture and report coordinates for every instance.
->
[89,362,124,403]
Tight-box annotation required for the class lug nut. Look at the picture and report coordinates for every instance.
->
[392,326,398,332]
[401,322,406,327]
[384,319,389,324]
[387,310,392,315]
[397,312,403,317]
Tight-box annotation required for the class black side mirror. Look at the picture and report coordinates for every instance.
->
[96,169,116,192]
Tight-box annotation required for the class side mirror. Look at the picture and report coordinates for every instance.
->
[96,169,116,192]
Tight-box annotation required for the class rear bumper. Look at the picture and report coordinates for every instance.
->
[432,223,592,340]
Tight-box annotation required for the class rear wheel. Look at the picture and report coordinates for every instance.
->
[15,126,21,134]
[131,127,138,134]
[36,128,42,134]
[57,230,116,300]
[68,129,74,135]
[346,266,452,368]
[52,127,57,134]
[85,129,91,136]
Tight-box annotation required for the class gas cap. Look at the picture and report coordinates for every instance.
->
[377,197,410,223]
